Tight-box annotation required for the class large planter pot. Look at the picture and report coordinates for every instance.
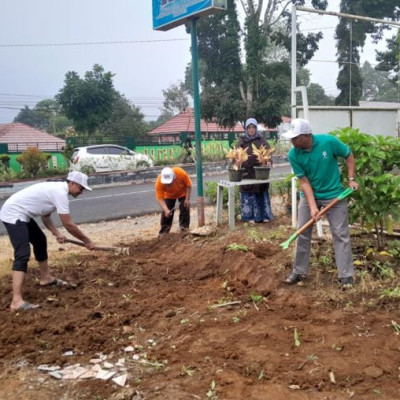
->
[254,165,270,180]
[228,168,245,182]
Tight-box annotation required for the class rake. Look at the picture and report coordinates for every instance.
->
[280,188,354,250]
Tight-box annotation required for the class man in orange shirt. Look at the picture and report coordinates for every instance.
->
[155,167,192,234]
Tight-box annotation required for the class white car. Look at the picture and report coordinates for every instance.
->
[70,144,154,173]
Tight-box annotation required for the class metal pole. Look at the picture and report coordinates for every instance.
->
[190,18,205,227]
[291,5,297,120]
[296,6,400,27]
[291,5,298,228]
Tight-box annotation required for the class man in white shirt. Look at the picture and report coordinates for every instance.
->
[0,171,96,311]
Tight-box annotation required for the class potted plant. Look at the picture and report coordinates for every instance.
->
[251,143,275,180]
[226,147,248,182]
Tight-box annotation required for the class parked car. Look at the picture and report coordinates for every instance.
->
[70,144,154,173]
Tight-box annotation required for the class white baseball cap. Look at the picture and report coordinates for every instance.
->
[67,171,92,191]
[282,118,312,139]
[160,167,175,184]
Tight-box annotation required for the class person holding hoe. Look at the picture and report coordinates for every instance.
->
[155,166,192,235]
[282,118,359,287]
[0,171,96,311]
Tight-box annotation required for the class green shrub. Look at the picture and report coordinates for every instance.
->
[16,147,51,178]
[333,128,400,249]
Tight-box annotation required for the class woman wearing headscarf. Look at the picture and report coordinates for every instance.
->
[237,118,274,223]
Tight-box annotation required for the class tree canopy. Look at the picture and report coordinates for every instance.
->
[13,99,72,136]
[194,0,327,127]
[335,0,400,105]
[57,64,115,136]
[361,61,399,102]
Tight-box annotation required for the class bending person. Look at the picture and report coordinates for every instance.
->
[155,167,192,235]
[0,171,96,311]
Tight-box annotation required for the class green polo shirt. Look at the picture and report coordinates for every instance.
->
[288,134,351,199]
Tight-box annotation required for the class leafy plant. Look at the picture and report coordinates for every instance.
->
[379,287,400,300]
[333,128,400,249]
[181,365,195,377]
[226,243,248,252]
[226,147,248,170]
[206,380,217,399]
[251,143,275,165]
[250,292,263,303]
[16,147,51,178]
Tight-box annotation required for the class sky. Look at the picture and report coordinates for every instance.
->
[0,1,394,124]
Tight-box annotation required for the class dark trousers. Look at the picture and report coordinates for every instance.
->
[3,219,48,273]
[159,197,190,234]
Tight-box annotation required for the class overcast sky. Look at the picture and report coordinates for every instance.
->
[0,1,391,124]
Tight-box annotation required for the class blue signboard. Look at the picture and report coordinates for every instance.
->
[153,0,226,31]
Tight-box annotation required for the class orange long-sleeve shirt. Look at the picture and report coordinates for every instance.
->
[155,167,192,200]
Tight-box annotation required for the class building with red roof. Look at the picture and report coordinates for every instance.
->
[148,108,245,142]
[148,108,286,143]
[0,123,65,152]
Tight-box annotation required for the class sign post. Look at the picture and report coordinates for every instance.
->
[153,0,227,227]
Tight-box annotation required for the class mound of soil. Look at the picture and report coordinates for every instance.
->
[0,215,399,400]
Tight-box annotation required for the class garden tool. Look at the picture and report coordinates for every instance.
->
[65,238,130,255]
[280,188,354,250]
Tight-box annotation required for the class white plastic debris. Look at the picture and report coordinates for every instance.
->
[103,362,114,369]
[61,367,89,380]
[49,371,63,380]
[112,374,127,387]
[38,365,60,372]
[96,369,116,380]
[124,346,134,352]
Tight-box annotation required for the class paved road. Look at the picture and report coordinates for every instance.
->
[0,166,291,235]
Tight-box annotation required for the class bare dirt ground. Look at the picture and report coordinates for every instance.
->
[0,204,400,400]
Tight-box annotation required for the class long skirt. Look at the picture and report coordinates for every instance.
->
[240,192,274,223]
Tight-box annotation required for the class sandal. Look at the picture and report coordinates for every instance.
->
[40,278,69,287]
[12,302,40,312]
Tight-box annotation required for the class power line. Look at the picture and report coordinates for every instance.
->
[0,38,189,48]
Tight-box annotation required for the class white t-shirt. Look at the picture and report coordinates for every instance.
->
[0,181,70,224]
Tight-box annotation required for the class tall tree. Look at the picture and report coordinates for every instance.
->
[361,61,399,102]
[375,31,400,87]
[57,64,115,136]
[335,1,400,106]
[195,0,326,127]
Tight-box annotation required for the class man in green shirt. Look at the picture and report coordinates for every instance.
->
[282,119,359,287]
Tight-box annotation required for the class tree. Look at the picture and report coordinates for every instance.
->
[57,64,115,136]
[13,99,72,136]
[361,61,399,102]
[13,106,47,130]
[335,1,400,106]
[161,82,189,115]
[297,68,335,105]
[99,92,148,139]
[376,31,400,86]
[195,0,326,127]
